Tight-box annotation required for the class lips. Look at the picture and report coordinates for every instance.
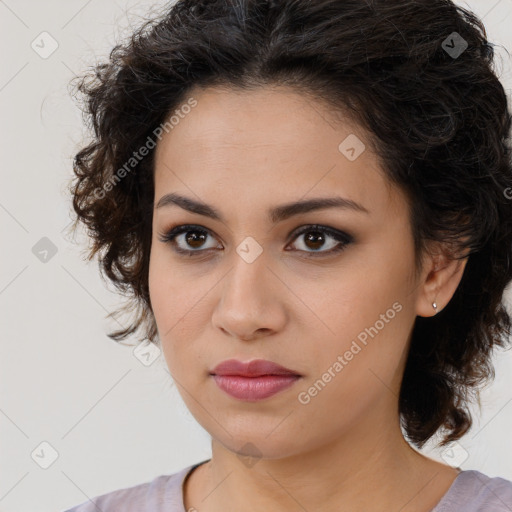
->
[210,358,301,377]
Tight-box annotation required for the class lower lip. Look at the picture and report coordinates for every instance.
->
[211,374,301,401]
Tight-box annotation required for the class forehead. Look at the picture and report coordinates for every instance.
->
[153,85,403,221]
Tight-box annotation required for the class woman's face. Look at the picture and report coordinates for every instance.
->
[149,85,430,459]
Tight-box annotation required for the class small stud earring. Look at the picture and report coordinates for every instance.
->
[432,301,438,314]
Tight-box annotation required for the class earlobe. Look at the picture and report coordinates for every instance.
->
[415,250,469,318]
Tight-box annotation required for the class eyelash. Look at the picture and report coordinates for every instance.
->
[157,224,353,259]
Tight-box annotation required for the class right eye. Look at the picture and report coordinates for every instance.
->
[157,224,222,256]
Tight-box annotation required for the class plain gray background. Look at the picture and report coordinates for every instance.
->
[1,1,512,511]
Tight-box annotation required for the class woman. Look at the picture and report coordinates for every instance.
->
[64,0,512,510]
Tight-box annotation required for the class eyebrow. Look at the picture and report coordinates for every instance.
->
[155,192,370,224]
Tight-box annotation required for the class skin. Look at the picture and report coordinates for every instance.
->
[148,85,468,512]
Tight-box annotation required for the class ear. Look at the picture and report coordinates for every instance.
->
[415,243,469,318]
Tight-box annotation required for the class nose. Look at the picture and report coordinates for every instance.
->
[211,251,287,341]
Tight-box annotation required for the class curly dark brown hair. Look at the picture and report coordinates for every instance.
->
[68,0,512,449]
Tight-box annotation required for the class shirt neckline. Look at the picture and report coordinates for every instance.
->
[177,461,464,512]
[179,459,211,511]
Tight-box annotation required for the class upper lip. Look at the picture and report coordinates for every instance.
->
[210,359,301,377]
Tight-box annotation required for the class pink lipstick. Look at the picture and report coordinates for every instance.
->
[210,359,302,401]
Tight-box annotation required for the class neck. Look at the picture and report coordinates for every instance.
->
[185,407,459,512]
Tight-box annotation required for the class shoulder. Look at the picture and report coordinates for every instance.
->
[61,464,194,512]
[434,469,512,512]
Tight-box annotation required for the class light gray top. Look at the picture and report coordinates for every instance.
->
[63,460,512,512]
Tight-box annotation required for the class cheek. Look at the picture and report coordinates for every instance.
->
[148,245,185,344]
[148,242,185,314]
[148,246,209,370]
[148,248,167,322]
[304,257,411,378]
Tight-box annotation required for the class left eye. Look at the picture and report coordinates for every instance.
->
[158,224,353,257]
